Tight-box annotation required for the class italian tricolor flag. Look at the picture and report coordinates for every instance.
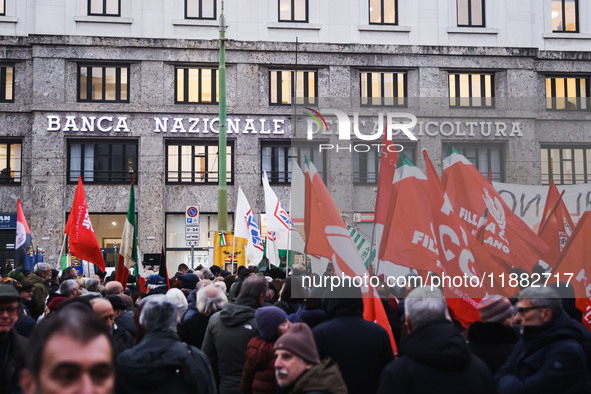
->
[115,184,145,290]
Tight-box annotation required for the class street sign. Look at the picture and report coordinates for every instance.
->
[186,205,200,246]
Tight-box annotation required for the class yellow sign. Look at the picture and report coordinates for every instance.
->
[213,231,246,274]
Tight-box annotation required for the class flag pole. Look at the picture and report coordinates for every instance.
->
[217,0,228,232]
[537,190,567,236]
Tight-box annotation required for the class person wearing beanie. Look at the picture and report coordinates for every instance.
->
[241,306,291,394]
[467,294,520,374]
[273,323,347,394]
[0,284,28,393]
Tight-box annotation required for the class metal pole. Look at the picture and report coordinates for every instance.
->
[218,0,228,231]
[191,245,194,269]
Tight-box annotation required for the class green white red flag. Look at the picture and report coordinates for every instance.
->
[442,145,548,273]
[303,157,397,353]
[554,203,591,330]
[115,183,142,289]
[538,180,574,269]
[64,177,105,272]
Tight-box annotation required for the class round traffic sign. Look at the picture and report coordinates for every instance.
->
[187,207,199,217]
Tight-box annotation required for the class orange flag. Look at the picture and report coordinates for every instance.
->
[442,145,548,273]
[538,181,574,269]
[303,158,397,353]
[554,204,591,330]
[64,177,105,272]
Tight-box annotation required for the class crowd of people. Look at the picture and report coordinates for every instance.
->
[1,261,591,394]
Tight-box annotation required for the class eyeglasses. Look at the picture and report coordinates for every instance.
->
[516,306,544,315]
[0,306,19,315]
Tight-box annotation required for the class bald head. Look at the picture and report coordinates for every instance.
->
[105,281,123,296]
[91,298,115,332]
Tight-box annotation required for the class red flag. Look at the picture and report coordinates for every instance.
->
[442,145,548,273]
[538,181,574,269]
[115,255,130,290]
[303,158,397,353]
[15,199,32,273]
[554,204,591,330]
[64,177,105,272]
[373,131,399,273]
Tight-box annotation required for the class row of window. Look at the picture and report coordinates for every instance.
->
[73,0,579,32]
[1,65,588,111]
[1,140,589,186]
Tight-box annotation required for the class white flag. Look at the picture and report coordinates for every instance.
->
[262,172,305,260]
[235,187,264,265]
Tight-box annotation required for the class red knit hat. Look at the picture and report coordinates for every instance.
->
[274,323,320,365]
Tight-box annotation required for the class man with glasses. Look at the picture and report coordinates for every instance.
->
[0,284,28,393]
[496,286,591,393]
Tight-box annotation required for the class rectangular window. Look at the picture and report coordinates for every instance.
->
[0,1,5,16]
[261,141,326,184]
[360,71,406,107]
[166,141,233,184]
[354,143,415,184]
[78,65,129,103]
[186,0,216,19]
[279,0,308,22]
[67,140,137,184]
[369,0,397,25]
[88,0,120,16]
[449,72,494,108]
[545,76,589,110]
[175,67,219,104]
[457,0,484,27]
[269,70,317,106]
[0,141,21,184]
[552,0,578,32]
[451,143,503,182]
[541,146,591,185]
[0,66,13,102]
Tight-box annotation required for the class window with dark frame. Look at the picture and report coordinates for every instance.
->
[0,141,21,184]
[78,65,129,103]
[67,140,137,184]
[369,0,397,25]
[0,66,13,102]
[166,141,233,184]
[457,0,484,27]
[449,72,494,108]
[185,0,216,20]
[541,146,591,185]
[269,70,317,106]
[545,75,589,111]
[261,141,325,184]
[278,0,308,22]
[88,0,121,16]
[552,0,578,32]
[360,71,406,107]
[450,143,503,182]
[175,67,219,104]
[0,1,5,16]
[354,143,415,184]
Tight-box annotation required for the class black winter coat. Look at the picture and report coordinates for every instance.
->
[0,329,28,394]
[377,320,494,394]
[467,321,520,373]
[202,297,260,394]
[313,297,394,394]
[495,311,591,394]
[116,331,215,394]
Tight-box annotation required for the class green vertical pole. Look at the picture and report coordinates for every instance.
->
[218,0,228,232]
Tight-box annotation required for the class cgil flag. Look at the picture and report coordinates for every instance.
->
[64,177,105,272]
[554,203,591,330]
[538,180,575,269]
[372,130,399,274]
[15,199,32,273]
[303,157,397,353]
[442,145,548,273]
[115,183,139,287]
[235,187,264,266]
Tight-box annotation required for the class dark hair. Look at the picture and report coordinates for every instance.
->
[178,263,189,271]
[25,306,111,377]
[238,275,268,301]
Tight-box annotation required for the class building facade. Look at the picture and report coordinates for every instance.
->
[0,0,590,273]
